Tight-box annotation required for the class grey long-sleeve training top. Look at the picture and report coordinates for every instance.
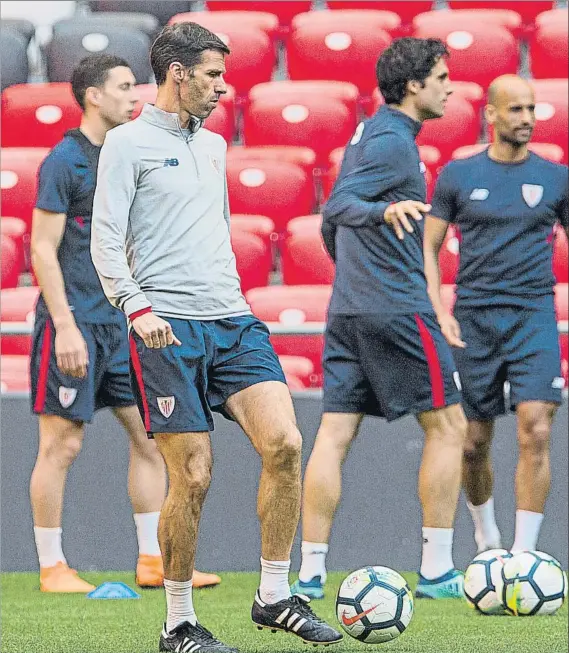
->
[91,103,251,321]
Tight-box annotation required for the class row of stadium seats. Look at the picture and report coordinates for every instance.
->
[3,7,567,90]
[2,284,567,387]
[2,77,567,165]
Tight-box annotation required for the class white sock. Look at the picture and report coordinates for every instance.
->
[134,512,161,556]
[420,527,455,580]
[511,510,544,554]
[298,541,328,583]
[467,497,502,552]
[259,557,291,604]
[34,526,66,568]
[164,578,196,632]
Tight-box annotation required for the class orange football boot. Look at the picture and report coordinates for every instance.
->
[40,562,96,593]
[136,555,221,589]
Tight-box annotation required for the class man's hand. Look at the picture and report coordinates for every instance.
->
[55,322,89,378]
[132,313,181,349]
[384,201,432,240]
[438,312,466,349]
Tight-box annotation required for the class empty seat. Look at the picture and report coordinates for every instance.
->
[438,228,460,285]
[281,216,335,285]
[1,148,50,232]
[230,214,277,251]
[446,1,553,26]
[1,217,27,274]
[226,158,314,232]
[278,354,315,388]
[531,80,568,163]
[227,146,317,178]
[0,286,40,355]
[530,20,568,79]
[326,1,433,25]
[0,28,29,90]
[230,229,271,293]
[417,8,524,38]
[0,355,31,394]
[452,142,565,163]
[206,1,312,28]
[89,1,194,25]
[1,18,36,45]
[416,94,480,163]
[440,283,457,315]
[555,284,568,322]
[245,284,332,380]
[560,333,568,389]
[413,16,518,89]
[55,13,161,39]
[536,7,568,28]
[46,23,152,84]
[171,10,280,42]
[1,83,82,148]
[287,12,392,97]
[244,84,357,166]
[554,231,568,284]
[1,236,21,289]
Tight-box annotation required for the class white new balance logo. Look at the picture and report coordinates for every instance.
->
[175,640,201,652]
[469,188,489,200]
[276,607,307,633]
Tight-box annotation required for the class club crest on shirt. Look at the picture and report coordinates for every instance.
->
[59,387,77,408]
[522,184,543,208]
[209,155,221,175]
[157,396,175,418]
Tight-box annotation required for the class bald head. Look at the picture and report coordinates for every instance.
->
[487,75,534,108]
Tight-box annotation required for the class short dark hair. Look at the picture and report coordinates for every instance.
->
[71,54,131,110]
[150,22,231,86]
[377,37,449,105]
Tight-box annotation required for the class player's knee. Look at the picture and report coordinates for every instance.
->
[463,436,491,464]
[45,432,83,466]
[261,426,302,473]
[519,418,551,458]
[170,454,212,498]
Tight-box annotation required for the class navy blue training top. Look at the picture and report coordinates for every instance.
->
[34,129,124,325]
[322,105,433,315]
[431,149,569,309]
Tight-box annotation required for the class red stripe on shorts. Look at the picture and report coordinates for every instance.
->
[129,335,151,431]
[33,321,52,412]
[414,314,445,409]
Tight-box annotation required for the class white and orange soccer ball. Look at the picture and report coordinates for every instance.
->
[336,566,414,644]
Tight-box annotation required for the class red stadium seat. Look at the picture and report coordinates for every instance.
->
[206,1,312,28]
[326,1,433,26]
[288,12,392,97]
[282,215,335,285]
[560,334,568,389]
[226,158,314,232]
[1,217,28,272]
[531,80,568,163]
[530,20,569,79]
[553,230,568,284]
[1,236,20,288]
[278,354,315,388]
[230,214,277,249]
[1,83,82,148]
[446,1,554,26]
[440,284,457,315]
[230,229,271,293]
[0,286,39,355]
[170,10,280,42]
[0,355,30,394]
[452,142,565,163]
[438,228,460,285]
[416,94,480,163]
[555,284,568,322]
[294,8,402,35]
[1,148,50,232]
[227,146,317,178]
[413,17,518,89]
[536,7,568,28]
[245,284,332,381]
[417,9,524,38]
[244,84,357,167]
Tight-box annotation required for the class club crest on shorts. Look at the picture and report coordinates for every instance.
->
[157,396,175,418]
[59,386,77,408]
[522,184,543,208]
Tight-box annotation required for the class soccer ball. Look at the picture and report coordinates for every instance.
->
[464,549,512,615]
[336,566,413,644]
[501,550,568,616]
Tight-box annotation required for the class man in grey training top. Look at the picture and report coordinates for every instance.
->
[91,22,342,653]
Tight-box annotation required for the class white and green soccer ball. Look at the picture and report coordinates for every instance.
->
[336,566,414,644]
[501,550,568,616]
[464,549,512,615]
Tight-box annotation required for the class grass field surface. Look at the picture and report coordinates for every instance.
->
[2,571,567,653]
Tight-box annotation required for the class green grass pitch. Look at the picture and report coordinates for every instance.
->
[2,571,567,653]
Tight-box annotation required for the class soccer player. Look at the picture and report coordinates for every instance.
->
[29,54,220,593]
[291,38,467,602]
[91,23,342,653]
[424,74,568,555]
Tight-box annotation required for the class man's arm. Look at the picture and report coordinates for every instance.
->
[323,131,430,239]
[558,176,569,239]
[424,165,465,348]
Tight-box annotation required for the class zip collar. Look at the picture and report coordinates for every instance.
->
[139,103,204,138]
